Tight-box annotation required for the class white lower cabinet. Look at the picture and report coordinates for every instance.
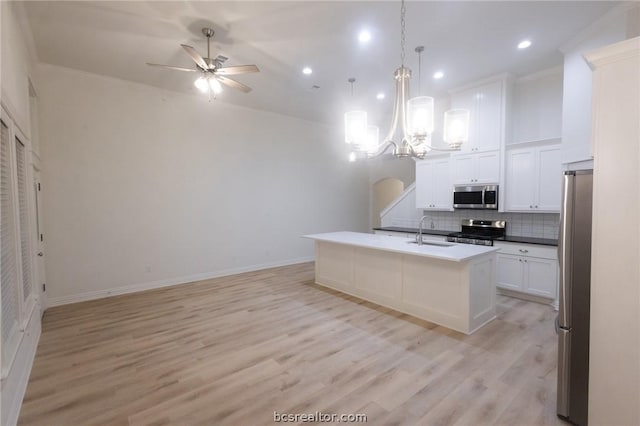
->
[495,242,558,300]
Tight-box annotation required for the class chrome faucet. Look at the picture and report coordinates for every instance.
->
[416,215,429,245]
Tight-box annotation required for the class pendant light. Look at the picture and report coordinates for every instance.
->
[345,78,379,160]
[346,0,470,160]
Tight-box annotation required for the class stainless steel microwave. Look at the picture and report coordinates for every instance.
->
[453,185,498,210]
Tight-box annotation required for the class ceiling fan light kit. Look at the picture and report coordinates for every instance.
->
[146,27,259,100]
[345,0,470,160]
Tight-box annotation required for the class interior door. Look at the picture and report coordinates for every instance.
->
[32,169,46,314]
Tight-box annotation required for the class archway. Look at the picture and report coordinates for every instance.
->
[372,177,404,228]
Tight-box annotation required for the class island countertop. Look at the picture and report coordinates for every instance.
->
[303,231,498,262]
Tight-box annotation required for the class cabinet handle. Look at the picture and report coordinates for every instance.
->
[530,205,533,208]
[519,259,522,262]
[535,205,538,208]
[519,249,529,253]
[524,259,528,263]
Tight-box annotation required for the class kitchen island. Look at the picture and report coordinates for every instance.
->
[303,231,499,334]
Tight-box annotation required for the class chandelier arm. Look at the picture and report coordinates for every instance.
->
[407,143,426,159]
[366,141,397,159]
[383,73,402,143]
[423,145,458,152]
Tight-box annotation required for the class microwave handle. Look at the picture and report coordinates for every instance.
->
[481,187,486,205]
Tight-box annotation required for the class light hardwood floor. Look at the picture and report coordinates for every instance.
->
[19,262,564,426]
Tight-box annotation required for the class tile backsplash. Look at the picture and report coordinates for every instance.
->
[396,211,560,240]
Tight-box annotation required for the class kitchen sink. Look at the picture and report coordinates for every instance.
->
[407,240,455,247]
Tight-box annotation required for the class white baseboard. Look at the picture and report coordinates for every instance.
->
[497,288,556,307]
[48,256,315,307]
[1,307,41,426]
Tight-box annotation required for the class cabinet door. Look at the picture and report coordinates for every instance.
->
[415,160,433,209]
[524,257,558,298]
[450,88,477,153]
[496,254,524,291]
[535,146,562,211]
[475,81,503,152]
[475,150,500,183]
[452,154,475,184]
[431,158,453,210]
[505,148,536,211]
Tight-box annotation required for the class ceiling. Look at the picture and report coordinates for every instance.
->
[21,1,619,126]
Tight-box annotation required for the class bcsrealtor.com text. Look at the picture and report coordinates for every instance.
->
[274,411,367,423]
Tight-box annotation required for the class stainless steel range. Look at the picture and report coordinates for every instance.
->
[446,219,506,246]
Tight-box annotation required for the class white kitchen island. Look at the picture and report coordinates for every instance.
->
[303,232,499,334]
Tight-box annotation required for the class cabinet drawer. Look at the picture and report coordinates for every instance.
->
[494,242,557,259]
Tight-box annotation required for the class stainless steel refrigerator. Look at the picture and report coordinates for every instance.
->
[557,169,593,426]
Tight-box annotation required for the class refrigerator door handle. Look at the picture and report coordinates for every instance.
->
[557,328,571,418]
[558,172,575,328]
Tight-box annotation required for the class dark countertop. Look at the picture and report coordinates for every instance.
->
[373,227,558,246]
[493,236,558,246]
[372,227,451,237]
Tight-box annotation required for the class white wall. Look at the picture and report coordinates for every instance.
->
[1,3,42,425]
[37,64,369,304]
[1,2,37,138]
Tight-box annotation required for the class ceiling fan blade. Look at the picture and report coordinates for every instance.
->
[217,76,252,93]
[180,44,208,70]
[146,63,197,72]
[215,65,260,76]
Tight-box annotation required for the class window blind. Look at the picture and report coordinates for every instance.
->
[1,119,21,373]
[15,137,32,307]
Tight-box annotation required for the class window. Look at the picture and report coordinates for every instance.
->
[1,118,22,377]
[16,136,34,316]
[0,109,36,378]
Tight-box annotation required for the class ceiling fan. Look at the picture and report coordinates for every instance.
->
[147,27,259,94]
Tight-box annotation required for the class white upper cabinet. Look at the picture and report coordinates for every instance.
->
[415,156,452,210]
[505,143,561,212]
[510,68,563,144]
[450,80,504,154]
[452,150,500,185]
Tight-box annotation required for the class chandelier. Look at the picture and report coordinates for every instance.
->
[345,0,470,160]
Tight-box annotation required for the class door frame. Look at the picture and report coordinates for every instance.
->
[30,153,47,314]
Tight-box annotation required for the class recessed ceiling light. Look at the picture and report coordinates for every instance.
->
[302,67,313,75]
[358,30,372,43]
[518,40,532,49]
[376,93,385,100]
[433,71,444,80]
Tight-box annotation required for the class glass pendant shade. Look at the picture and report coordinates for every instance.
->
[194,76,209,93]
[208,78,222,94]
[344,110,368,147]
[407,96,434,139]
[443,108,470,148]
